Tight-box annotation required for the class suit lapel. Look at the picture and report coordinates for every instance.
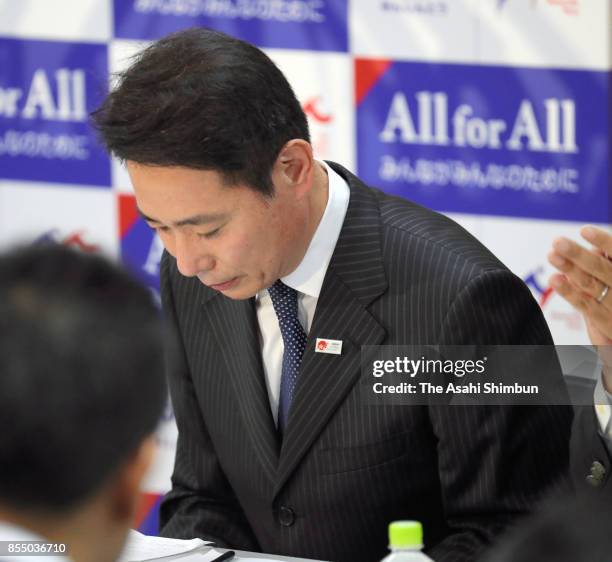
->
[274,170,388,496]
[202,295,279,485]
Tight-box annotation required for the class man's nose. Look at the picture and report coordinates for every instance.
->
[174,234,214,278]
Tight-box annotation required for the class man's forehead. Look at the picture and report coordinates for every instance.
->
[127,161,239,225]
[126,160,230,188]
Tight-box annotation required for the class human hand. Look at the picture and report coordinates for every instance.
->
[548,225,612,391]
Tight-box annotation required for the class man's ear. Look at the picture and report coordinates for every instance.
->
[107,436,157,524]
[272,139,314,198]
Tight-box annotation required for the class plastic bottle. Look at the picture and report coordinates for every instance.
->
[380,521,434,562]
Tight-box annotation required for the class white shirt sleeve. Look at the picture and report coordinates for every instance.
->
[594,372,612,455]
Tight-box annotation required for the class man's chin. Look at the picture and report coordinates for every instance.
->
[218,285,258,300]
[224,291,255,300]
[199,276,257,300]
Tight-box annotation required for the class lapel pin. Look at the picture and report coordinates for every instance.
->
[315,338,342,355]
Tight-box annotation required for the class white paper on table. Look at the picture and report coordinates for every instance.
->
[117,530,212,562]
[149,551,323,562]
[229,554,322,562]
[125,549,231,562]
[194,550,233,562]
[236,556,290,562]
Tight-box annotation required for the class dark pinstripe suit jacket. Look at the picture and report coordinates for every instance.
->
[158,162,572,562]
[571,407,612,498]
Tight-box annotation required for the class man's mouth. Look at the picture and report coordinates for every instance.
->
[208,277,240,291]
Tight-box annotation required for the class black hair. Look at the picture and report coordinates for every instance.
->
[481,493,612,562]
[92,27,310,195]
[0,244,166,512]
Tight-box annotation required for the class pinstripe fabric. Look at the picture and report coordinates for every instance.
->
[571,406,612,499]
[158,161,572,562]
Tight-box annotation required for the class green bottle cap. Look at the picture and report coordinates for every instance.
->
[388,521,423,549]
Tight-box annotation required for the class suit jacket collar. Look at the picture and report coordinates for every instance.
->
[274,162,387,494]
[201,161,388,493]
[324,161,388,307]
[201,295,281,485]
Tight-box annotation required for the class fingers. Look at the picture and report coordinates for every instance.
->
[548,226,612,354]
[548,249,606,301]
[549,273,612,341]
[582,225,612,256]
[548,237,612,300]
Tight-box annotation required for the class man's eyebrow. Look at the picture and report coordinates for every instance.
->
[136,207,228,227]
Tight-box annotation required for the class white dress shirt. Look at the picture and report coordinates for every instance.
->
[595,374,612,454]
[256,161,350,425]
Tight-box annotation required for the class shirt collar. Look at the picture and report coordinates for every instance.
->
[276,160,350,299]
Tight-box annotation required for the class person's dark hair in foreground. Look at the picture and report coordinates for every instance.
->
[481,493,612,562]
[0,244,166,562]
[92,27,309,195]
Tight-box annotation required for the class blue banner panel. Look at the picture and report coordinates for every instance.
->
[113,0,348,52]
[356,61,610,223]
[0,38,110,187]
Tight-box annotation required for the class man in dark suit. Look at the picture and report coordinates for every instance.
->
[93,28,572,562]
[548,226,612,497]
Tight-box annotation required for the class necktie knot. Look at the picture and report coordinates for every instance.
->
[267,280,299,335]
